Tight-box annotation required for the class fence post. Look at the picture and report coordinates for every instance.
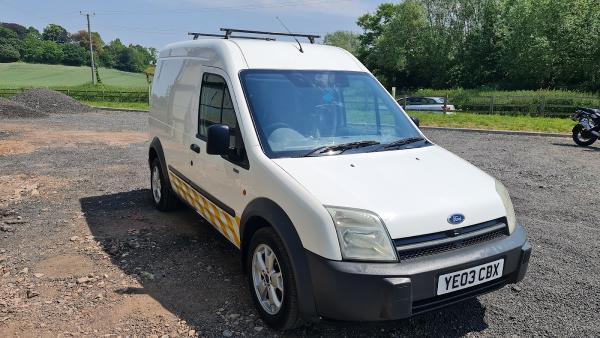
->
[391,87,396,100]
[490,96,495,114]
[540,96,546,117]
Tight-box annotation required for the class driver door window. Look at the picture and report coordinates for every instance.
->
[198,73,247,167]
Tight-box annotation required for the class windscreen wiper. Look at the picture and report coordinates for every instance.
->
[381,137,428,150]
[303,140,380,157]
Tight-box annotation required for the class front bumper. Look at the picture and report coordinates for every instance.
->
[306,224,531,321]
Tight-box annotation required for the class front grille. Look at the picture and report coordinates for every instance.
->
[394,218,508,261]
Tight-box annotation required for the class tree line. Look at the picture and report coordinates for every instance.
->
[324,0,600,92]
[0,22,156,74]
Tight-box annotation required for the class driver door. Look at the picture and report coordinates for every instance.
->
[186,68,249,247]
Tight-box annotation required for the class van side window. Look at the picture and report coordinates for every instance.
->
[198,73,247,168]
[199,73,227,137]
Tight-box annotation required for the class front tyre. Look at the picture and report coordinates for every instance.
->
[150,158,179,211]
[572,124,597,147]
[246,227,301,330]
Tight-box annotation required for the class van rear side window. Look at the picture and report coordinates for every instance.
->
[198,73,238,139]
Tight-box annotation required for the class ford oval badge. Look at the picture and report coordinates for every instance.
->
[447,214,465,225]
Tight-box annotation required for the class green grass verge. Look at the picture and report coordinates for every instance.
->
[411,112,573,134]
[83,100,149,111]
[0,62,148,88]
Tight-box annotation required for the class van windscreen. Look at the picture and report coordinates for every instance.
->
[240,70,424,158]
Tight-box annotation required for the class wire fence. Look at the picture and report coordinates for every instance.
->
[1,87,599,117]
[394,93,600,118]
[0,88,149,103]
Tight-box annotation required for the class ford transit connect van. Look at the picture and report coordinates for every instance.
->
[148,29,531,329]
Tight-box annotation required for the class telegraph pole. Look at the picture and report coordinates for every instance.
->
[80,11,96,85]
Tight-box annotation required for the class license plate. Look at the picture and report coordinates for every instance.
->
[437,259,504,295]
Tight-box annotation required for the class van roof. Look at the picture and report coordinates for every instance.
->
[158,38,367,72]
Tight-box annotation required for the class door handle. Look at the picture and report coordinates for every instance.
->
[190,144,200,153]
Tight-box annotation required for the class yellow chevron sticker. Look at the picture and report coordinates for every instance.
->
[168,171,241,247]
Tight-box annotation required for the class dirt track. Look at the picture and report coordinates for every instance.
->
[0,111,598,337]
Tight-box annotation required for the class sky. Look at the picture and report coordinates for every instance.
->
[0,0,391,49]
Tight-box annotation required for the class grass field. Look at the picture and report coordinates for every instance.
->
[83,100,149,111]
[0,62,148,88]
[411,112,572,134]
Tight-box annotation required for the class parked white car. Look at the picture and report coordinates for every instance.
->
[398,96,457,113]
[148,30,530,330]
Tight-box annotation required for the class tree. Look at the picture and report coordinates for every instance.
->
[148,47,158,65]
[356,3,403,85]
[26,26,41,39]
[323,31,360,55]
[0,22,27,39]
[0,20,157,74]
[144,65,155,83]
[117,47,144,72]
[354,0,600,91]
[98,38,124,68]
[19,35,45,62]
[19,36,63,64]
[101,39,153,72]
[71,30,103,51]
[42,24,70,43]
[130,44,154,68]
[61,43,88,66]
[0,27,21,62]
[39,40,63,64]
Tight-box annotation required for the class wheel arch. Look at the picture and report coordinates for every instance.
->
[240,197,318,321]
[149,137,172,188]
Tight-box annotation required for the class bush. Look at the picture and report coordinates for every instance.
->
[19,35,65,64]
[61,43,88,66]
[0,27,21,62]
[0,44,20,62]
[19,35,44,62]
[40,40,63,64]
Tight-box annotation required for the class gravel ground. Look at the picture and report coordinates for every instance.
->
[0,98,48,119]
[0,111,598,337]
[11,89,94,115]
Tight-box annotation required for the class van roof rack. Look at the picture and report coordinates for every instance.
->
[188,28,320,44]
[187,32,276,41]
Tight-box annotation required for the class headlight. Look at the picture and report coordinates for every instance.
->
[495,179,517,233]
[326,206,397,262]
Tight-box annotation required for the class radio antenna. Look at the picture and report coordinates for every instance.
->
[276,17,303,53]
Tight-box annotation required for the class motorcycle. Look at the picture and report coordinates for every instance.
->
[572,107,600,147]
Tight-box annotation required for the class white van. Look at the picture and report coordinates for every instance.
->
[148,29,531,330]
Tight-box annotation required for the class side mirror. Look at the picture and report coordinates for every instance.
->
[206,124,230,155]
[411,116,420,127]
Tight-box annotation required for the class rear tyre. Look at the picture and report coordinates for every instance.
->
[150,158,179,211]
[572,124,597,147]
[246,227,302,330]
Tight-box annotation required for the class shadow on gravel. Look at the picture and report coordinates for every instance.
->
[80,189,488,337]
[551,142,600,152]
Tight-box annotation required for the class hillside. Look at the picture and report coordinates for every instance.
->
[0,63,148,88]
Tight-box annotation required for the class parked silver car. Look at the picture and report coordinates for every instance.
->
[398,96,456,113]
